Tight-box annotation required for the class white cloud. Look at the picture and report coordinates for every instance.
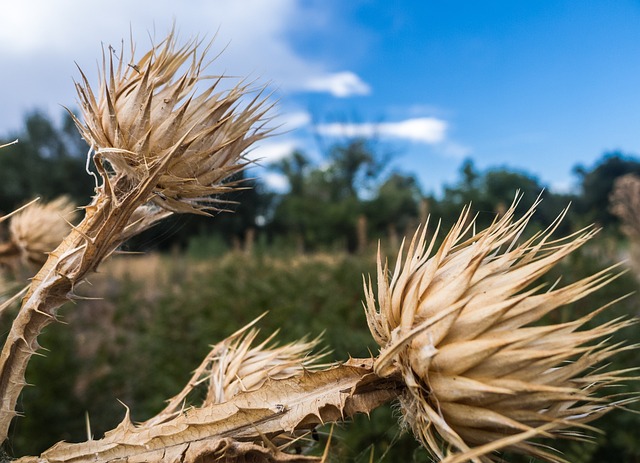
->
[0,0,364,130]
[0,0,299,58]
[316,117,447,144]
[261,172,289,192]
[276,111,312,131]
[304,72,371,97]
[247,140,298,164]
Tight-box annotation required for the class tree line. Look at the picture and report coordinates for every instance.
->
[2,110,640,252]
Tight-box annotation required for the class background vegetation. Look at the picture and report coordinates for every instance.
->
[1,111,639,462]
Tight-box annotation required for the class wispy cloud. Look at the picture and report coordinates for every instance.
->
[303,72,371,97]
[316,117,447,144]
[275,111,312,131]
[261,172,290,192]
[247,140,299,164]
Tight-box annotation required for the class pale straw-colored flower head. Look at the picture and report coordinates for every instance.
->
[202,324,324,406]
[364,196,637,463]
[143,315,326,428]
[8,197,77,265]
[73,30,272,214]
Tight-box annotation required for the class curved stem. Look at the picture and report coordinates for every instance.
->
[15,360,403,463]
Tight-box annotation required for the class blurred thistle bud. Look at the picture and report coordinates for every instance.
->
[203,327,324,406]
[610,174,640,281]
[364,196,637,463]
[610,173,640,240]
[2,197,77,266]
[72,30,273,214]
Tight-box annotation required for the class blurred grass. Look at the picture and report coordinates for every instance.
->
[4,236,640,462]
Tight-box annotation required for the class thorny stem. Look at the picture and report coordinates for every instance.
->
[0,167,164,443]
[13,359,404,463]
[0,199,108,443]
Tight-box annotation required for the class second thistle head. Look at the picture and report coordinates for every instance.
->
[1,197,77,267]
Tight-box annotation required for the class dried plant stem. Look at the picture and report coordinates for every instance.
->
[0,30,271,450]
[15,359,402,463]
[0,183,163,443]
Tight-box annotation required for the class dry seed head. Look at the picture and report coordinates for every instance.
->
[364,195,638,463]
[205,328,324,405]
[8,197,77,265]
[610,174,640,280]
[73,30,273,214]
[610,173,640,239]
[144,316,326,428]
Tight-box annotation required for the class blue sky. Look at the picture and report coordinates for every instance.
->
[1,1,639,196]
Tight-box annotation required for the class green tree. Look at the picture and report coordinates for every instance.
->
[272,150,310,196]
[0,111,94,213]
[434,160,574,233]
[365,172,422,239]
[325,139,384,199]
[268,141,385,251]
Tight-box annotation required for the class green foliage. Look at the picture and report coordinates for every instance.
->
[432,159,576,233]
[574,152,640,227]
[364,173,422,238]
[4,110,640,254]
[267,140,396,252]
[7,304,87,455]
[268,146,365,251]
[0,111,94,213]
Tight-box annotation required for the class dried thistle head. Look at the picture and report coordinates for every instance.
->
[144,315,326,428]
[6,197,77,265]
[203,324,325,406]
[610,173,640,240]
[73,30,272,214]
[364,196,637,463]
[610,174,640,280]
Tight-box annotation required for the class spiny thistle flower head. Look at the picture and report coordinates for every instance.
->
[364,196,637,463]
[73,30,272,214]
[8,197,77,265]
[202,324,325,406]
[143,315,325,428]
